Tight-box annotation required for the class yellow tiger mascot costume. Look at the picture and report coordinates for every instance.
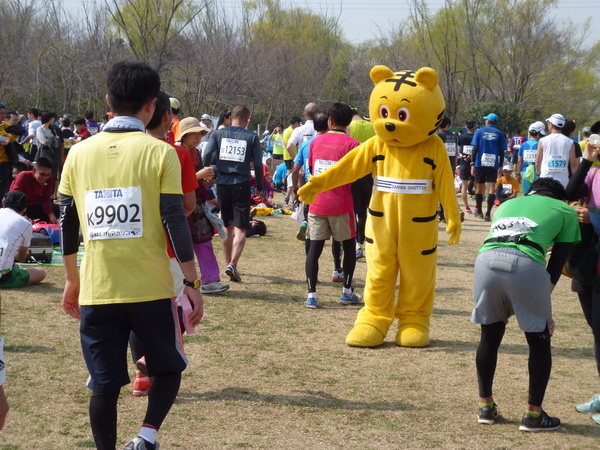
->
[299,66,461,348]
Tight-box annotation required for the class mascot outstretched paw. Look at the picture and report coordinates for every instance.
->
[396,323,430,348]
[346,323,385,348]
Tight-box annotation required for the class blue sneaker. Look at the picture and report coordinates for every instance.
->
[576,394,600,413]
[304,298,317,309]
[356,246,364,259]
[340,289,363,304]
[296,221,307,241]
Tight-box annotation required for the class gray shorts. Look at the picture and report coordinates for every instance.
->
[471,247,552,332]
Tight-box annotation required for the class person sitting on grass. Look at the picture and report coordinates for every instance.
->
[493,164,520,206]
[0,190,47,289]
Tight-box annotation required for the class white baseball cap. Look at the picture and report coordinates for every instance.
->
[528,121,546,135]
[200,114,212,121]
[545,113,565,128]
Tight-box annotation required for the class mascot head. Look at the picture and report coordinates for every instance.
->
[369,66,445,147]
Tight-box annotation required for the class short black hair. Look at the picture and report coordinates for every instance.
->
[313,113,328,133]
[562,119,576,137]
[62,117,71,127]
[6,110,19,120]
[466,119,477,129]
[3,190,28,212]
[290,116,302,125]
[326,102,353,128]
[29,107,40,118]
[440,117,451,128]
[106,60,161,116]
[146,91,170,130]
[84,110,94,120]
[35,156,53,170]
[12,161,28,172]
[528,177,567,200]
[73,117,86,126]
[40,111,54,124]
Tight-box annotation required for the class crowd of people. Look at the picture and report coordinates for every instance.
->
[2,60,600,445]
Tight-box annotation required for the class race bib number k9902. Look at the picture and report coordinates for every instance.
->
[85,187,143,240]
[220,138,247,162]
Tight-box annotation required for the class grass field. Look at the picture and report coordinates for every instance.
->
[2,195,600,449]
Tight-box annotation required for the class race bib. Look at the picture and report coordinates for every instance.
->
[523,150,536,163]
[0,238,9,269]
[546,156,567,173]
[313,159,335,176]
[375,176,432,194]
[219,138,247,162]
[481,153,496,167]
[462,145,473,156]
[445,143,457,157]
[491,217,537,237]
[274,138,283,147]
[502,184,513,195]
[85,187,143,240]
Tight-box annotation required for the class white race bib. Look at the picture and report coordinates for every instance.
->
[445,143,457,157]
[219,138,247,163]
[274,138,284,147]
[523,149,536,163]
[502,184,513,195]
[491,217,537,237]
[481,153,496,167]
[85,187,143,240]
[0,238,9,270]
[375,176,432,194]
[546,156,567,173]
[313,159,335,176]
[462,145,473,156]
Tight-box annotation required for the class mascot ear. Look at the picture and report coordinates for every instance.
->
[414,67,439,91]
[370,65,395,85]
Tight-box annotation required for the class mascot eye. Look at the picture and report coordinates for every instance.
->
[380,105,389,119]
[397,108,409,122]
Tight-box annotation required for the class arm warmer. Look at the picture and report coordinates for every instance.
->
[60,194,81,256]
[161,193,194,263]
[471,146,478,163]
[566,158,592,201]
[546,241,572,286]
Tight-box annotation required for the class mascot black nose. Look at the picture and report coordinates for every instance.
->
[385,122,396,132]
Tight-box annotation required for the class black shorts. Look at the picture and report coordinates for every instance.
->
[272,154,284,160]
[218,181,251,229]
[80,298,187,392]
[284,159,293,170]
[459,160,471,181]
[474,167,498,184]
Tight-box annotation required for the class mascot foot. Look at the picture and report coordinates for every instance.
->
[346,324,385,348]
[396,324,430,348]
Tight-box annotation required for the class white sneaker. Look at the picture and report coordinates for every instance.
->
[201,281,230,294]
[332,269,344,282]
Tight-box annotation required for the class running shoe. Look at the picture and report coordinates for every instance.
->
[201,281,230,294]
[592,414,600,424]
[356,246,364,260]
[296,221,307,241]
[494,200,500,206]
[340,289,363,304]
[474,210,483,219]
[132,374,151,397]
[477,403,498,425]
[224,263,242,282]
[135,356,147,376]
[576,394,600,413]
[484,214,491,222]
[332,269,344,282]
[304,298,317,309]
[465,206,472,214]
[519,410,560,432]
[124,437,159,449]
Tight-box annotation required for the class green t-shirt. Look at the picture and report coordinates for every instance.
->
[349,120,375,144]
[479,194,580,265]
[271,133,284,155]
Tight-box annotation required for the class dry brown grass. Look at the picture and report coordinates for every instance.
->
[2,194,600,449]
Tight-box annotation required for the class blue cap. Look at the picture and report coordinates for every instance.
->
[483,113,498,123]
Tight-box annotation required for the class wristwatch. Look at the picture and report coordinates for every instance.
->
[183,278,201,289]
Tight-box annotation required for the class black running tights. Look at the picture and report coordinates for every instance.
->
[89,372,181,449]
[476,321,551,407]
[306,239,356,292]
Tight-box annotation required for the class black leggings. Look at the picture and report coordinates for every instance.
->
[89,372,182,449]
[573,279,600,375]
[476,321,552,407]
[306,239,356,292]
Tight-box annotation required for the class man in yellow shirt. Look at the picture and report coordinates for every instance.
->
[59,61,203,450]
